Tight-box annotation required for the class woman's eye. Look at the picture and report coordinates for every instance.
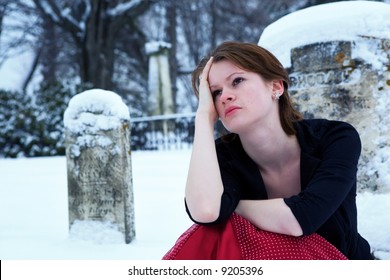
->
[212,90,222,98]
[232,77,244,86]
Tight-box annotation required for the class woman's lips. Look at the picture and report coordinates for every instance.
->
[224,106,241,117]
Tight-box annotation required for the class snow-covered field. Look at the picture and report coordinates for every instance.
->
[1,0,389,266]
[0,150,389,260]
[0,151,192,260]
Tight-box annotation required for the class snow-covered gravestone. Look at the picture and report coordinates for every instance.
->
[64,89,135,243]
[259,1,390,192]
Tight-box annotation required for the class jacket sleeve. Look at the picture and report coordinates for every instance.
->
[284,122,361,235]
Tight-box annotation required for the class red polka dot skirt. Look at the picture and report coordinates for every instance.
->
[162,213,347,260]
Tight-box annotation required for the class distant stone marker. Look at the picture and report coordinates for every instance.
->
[259,1,390,191]
[145,41,174,116]
[64,89,135,243]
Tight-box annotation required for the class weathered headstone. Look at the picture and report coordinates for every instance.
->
[64,89,135,243]
[288,39,389,191]
[259,1,390,192]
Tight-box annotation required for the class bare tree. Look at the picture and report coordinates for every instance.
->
[0,1,6,66]
[0,1,6,38]
[0,1,35,67]
[32,0,152,90]
[0,1,42,89]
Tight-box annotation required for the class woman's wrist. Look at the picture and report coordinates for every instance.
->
[195,110,217,126]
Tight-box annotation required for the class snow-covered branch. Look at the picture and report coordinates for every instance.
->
[32,0,85,38]
[79,0,90,32]
[60,7,84,34]
[32,0,60,24]
[107,0,143,17]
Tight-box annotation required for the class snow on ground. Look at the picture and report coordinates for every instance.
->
[0,150,389,260]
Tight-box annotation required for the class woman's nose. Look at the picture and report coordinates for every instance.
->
[220,90,235,103]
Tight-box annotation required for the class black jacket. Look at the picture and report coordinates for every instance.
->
[186,119,372,259]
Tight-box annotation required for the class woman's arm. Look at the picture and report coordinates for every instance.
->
[284,121,362,235]
[185,57,224,223]
[235,199,303,236]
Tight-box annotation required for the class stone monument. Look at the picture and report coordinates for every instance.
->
[145,41,174,116]
[64,89,135,243]
[259,1,390,192]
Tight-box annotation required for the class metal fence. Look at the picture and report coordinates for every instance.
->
[130,113,196,150]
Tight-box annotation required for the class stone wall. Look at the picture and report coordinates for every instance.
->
[287,38,390,191]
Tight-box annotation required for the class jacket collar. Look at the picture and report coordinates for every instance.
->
[223,120,322,190]
[295,120,322,189]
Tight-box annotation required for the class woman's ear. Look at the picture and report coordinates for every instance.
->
[272,80,284,95]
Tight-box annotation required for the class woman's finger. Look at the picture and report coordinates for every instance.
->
[200,56,213,84]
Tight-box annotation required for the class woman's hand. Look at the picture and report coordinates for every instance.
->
[197,57,218,123]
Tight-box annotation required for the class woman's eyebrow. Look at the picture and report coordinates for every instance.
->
[209,71,246,88]
[225,71,246,81]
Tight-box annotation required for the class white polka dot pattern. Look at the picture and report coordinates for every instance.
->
[232,213,347,260]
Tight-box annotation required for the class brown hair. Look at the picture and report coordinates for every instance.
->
[191,41,303,135]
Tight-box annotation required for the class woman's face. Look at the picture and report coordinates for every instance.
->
[208,60,280,134]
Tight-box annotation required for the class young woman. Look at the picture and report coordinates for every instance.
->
[163,41,372,260]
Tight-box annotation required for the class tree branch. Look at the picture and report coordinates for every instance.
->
[32,0,84,38]
[109,0,152,35]
[107,0,142,17]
